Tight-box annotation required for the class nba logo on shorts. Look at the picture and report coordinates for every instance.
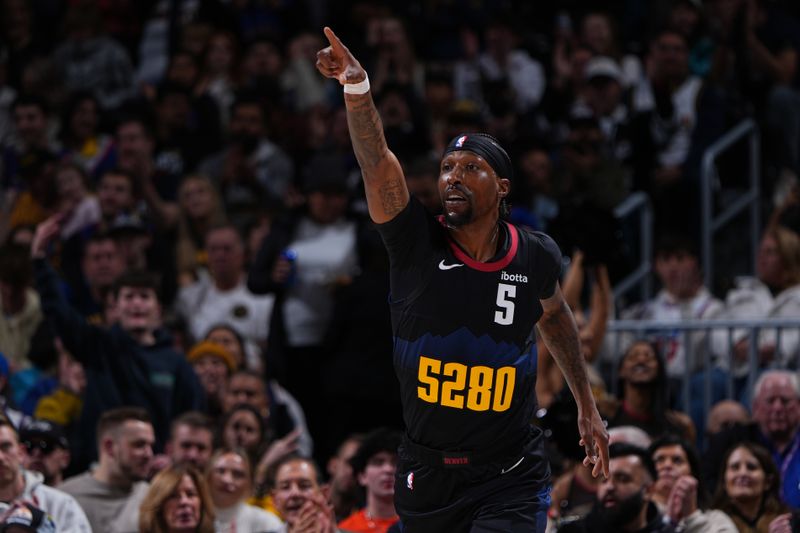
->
[455,135,467,148]
[406,472,414,490]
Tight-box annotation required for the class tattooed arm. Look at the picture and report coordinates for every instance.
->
[316,27,409,223]
[538,283,610,478]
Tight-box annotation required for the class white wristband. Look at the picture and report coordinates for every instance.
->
[343,75,370,95]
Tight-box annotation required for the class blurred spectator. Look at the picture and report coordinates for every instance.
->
[67,232,125,321]
[579,11,644,88]
[198,96,294,221]
[249,160,363,453]
[186,341,236,417]
[176,225,275,352]
[282,33,328,112]
[608,426,653,448]
[668,0,714,77]
[2,95,58,196]
[51,3,134,111]
[557,443,671,533]
[630,29,702,235]
[711,442,787,533]
[1,0,48,91]
[270,454,337,532]
[703,370,800,508]
[31,343,85,428]
[327,434,364,523]
[115,114,182,230]
[152,83,213,180]
[18,419,69,487]
[58,92,117,183]
[174,175,227,286]
[32,216,205,472]
[403,156,441,215]
[204,323,256,374]
[0,419,90,531]
[553,117,629,212]
[454,18,545,116]
[339,428,400,533]
[164,411,214,473]
[59,407,153,532]
[508,144,558,231]
[0,244,41,369]
[621,235,724,382]
[197,31,239,129]
[139,464,215,533]
[219,404,266,464]
[705,400,750,441]
[95,170,140,229]
[374,83,431,161]
[606,340,695,442]
[648,434,737,531]
[575,56,635,165]
[710,224,800,377]
[206,448,282,533]
[222,370,312,460]
[366,16,424,96]
[240,39,284,99]
[54,164,100,241]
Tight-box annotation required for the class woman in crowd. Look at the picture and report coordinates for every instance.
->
[711,442,787,533]
[219,404,266,465]
[175,174,227,286]
[206,448,282,532]
[606,340,695,442]
[647,434,737,532]
[58,91,116,182]
[140,464,216,533]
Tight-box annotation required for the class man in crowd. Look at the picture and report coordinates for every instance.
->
[31,215,205,472]
[704,370,800,508]
[165,411,214,472]
[560,443,674,533]
[0,419,90,532]
[19,419,70,487]
[271,454,337,532]
[59,407,154,533]
[339,428,401,532]
[199,95,294,220]
[176,224,275,349]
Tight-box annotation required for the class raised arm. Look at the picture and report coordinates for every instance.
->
[537,283,609,478]
[316,27,409,223]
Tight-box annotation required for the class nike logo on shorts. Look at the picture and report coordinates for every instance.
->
[438,260,464,270]
[500,457,525,475]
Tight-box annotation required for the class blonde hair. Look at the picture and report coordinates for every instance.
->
[139,465,215,533]
[175,174,226,280]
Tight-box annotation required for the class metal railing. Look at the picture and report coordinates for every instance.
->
[605,317,800,431]
[701,119,761,289]
[612,192,653,306]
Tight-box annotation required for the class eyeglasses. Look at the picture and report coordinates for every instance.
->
[22,439,59,455]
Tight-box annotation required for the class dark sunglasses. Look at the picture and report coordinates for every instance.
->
[22,439,59,455]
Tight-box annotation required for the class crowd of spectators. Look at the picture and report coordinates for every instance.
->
[1,0,800,531]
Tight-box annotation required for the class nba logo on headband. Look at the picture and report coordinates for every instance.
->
[455,135,467,148]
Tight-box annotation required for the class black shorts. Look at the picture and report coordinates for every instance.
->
[393,439,551,532]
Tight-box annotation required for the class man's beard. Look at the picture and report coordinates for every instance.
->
[442,199,473,227]
[119,460,147,483]
[597,489,647,528]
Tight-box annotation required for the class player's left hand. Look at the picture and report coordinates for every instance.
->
[577,406,609,478]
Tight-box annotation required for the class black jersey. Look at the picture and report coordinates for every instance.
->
[376,198,562,454]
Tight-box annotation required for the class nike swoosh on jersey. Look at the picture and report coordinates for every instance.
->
[438,260,464,270]
[500,456,525,475]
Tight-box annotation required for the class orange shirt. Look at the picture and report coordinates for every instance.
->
[338,509,398,533]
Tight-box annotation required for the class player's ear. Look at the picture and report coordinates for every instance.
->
[497,177,510,199]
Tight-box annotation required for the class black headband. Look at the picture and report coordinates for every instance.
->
[443,133,514,181]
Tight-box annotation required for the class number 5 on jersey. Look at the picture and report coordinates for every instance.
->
[494,283,516,325]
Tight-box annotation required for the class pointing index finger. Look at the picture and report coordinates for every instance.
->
[323,26,347,54]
